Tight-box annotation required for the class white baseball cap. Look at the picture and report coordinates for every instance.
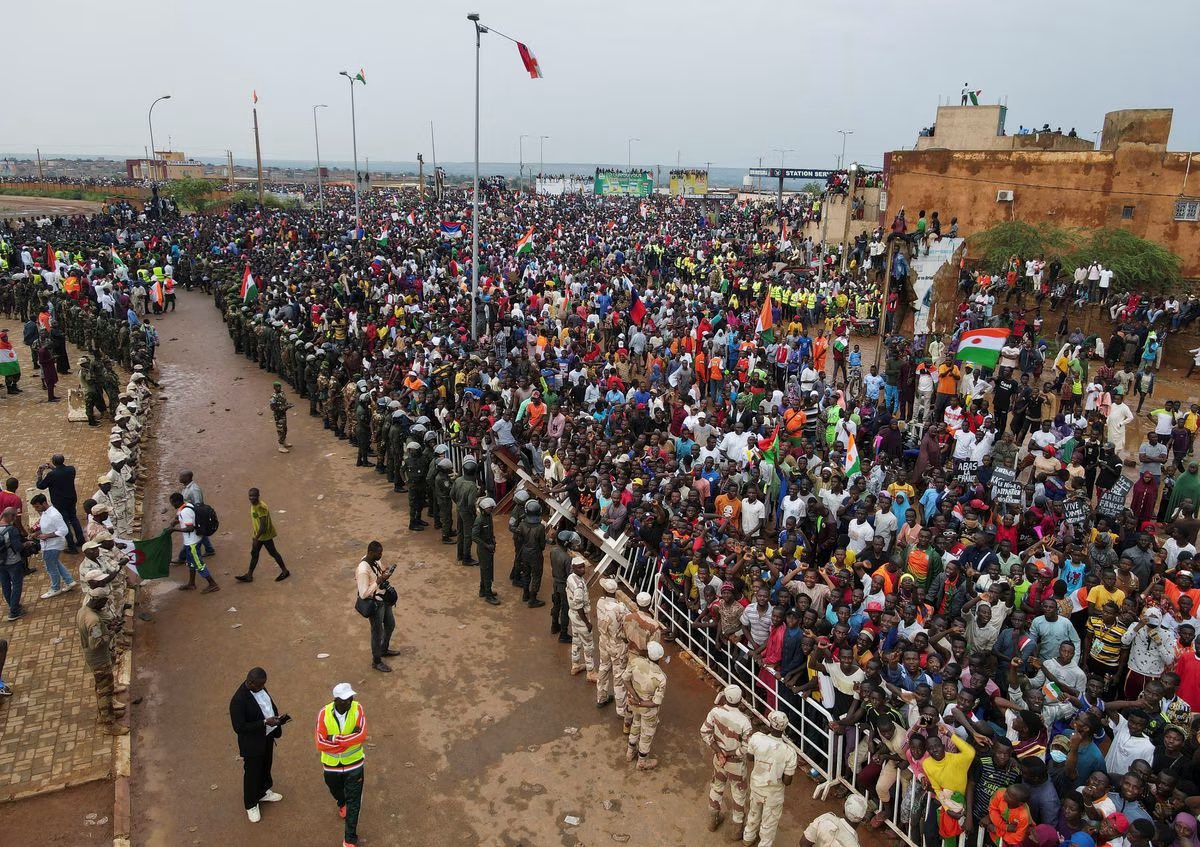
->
[647,642,664,661]
[332,682,357,699]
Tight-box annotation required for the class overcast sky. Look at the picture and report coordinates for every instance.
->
[4,0,1196,169]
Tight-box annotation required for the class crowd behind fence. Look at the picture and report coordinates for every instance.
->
[431,431,969,847]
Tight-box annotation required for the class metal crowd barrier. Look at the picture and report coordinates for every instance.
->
[605,549,971,847]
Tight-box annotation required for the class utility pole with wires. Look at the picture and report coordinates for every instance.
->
[252,105,264,205]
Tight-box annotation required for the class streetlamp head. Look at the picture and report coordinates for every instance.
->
[339,70,351,78]
[161,94,172,100]
[467,12,480,21]
[315,103,328,109]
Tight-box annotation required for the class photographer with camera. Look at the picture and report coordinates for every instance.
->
[355,541,400,673]
[229,667,288,823]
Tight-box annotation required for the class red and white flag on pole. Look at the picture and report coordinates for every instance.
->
[516,42,543,78]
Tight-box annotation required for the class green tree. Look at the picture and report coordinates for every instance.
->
[967,220,1082,273]
[801,182,823,196]
[162,177,218,212]
[1067,227,1181,292]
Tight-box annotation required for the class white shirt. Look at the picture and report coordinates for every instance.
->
[1099,269,1113,288]
[873,511,898,550]
[847,519,875,554]
[1104,714,1155,775]
[37,506,68,551]
[952,429,977,460]
[252,688,276,734]
[741,499,766,536]
[177,504,200,546]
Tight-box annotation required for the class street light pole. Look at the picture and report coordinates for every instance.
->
[147,94,171,185]
[770,147,793,211]
[519,134,528,192]
[313,104,328,213]
[339,71,362,231]
[539,135,548,177]
[837,129,854,170]
[627,137,639,169]
[468,14,488,341]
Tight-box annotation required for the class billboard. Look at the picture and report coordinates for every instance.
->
[536,175,591,196]
[594,169,653,197]
[669,169,708,197]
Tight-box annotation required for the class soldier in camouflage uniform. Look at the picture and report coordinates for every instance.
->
[342,380,359,444]
[100,356,120,414]
[79,355,106,426]
[270,381,294,453]
[306,355,321,415]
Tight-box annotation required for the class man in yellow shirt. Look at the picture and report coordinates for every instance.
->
[236,489,290,583]
[1085,567,1125,611]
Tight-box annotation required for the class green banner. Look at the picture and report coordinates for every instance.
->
[594,170,653,197]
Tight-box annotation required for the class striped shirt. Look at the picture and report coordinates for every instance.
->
[1087,615,1127,668]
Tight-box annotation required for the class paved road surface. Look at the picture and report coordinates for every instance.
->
[129,291,863,846]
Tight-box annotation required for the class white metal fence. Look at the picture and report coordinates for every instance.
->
[607,547,977,847]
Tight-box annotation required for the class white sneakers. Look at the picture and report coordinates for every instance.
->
[39,583,78,600]
[248,792,281,823]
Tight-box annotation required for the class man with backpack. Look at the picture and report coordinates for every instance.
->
[169,491,220,594]
[177,470,216,561]
[0,507,25,621]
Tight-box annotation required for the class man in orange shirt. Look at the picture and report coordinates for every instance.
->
[986,783,1031,846]
[783,399,807,447]
[934,357,961,423]
[713,484,742,536]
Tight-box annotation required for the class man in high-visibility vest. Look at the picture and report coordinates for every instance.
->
[315,682,367,847]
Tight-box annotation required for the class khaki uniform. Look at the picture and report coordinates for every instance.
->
[107,468,134,536]
[743,731,798,847]
[621,654,666,758]
[77,604,118,723]
[700,703,752,824]
[622,606,663,657]
[595,595,630,714]
[566,571,594,673]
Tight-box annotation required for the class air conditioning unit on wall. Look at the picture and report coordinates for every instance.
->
[996,190,1014,202]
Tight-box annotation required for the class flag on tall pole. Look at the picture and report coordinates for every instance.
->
[516,43,543,78]
[354,69,366,84]
[240,265,259,304]
[109,248,126,268]
[252,90,259,104]
[405,210,416,226]
[755,293,775,344]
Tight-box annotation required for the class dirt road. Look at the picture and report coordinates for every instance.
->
[129,291,865,847]
[0,194,103,218]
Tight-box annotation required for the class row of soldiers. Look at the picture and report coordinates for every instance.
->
[77,365,156,737]
[53,291,157,372]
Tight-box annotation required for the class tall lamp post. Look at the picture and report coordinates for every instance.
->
[339,70,363,231]
[312,104,328,213]
[539,135,549,177]
[519,133,529,192]
[837,129,854,169]
[770,147,793,210]
[147,94,171,184]
[627,137,640,169]
[468,13,488,341]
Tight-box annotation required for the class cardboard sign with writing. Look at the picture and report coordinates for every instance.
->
[990,466,1024,506]
[1063,497,1090,526]
[1097,476,1133,519]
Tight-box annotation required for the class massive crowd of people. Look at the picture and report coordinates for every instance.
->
[3,176,1199,847]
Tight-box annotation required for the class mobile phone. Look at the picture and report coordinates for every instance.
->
[279,714,292,725]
